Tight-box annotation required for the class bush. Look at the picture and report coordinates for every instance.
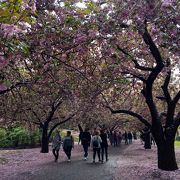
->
[0,127,41,148]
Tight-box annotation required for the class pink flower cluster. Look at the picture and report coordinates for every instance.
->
[22,0,36,13]
[75,33,87,44]
[161,0,175,9]
[0,55,9,69]
[0,84,7,91]
[1,24,22,38]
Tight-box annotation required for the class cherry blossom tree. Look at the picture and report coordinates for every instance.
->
[93,0,180,170]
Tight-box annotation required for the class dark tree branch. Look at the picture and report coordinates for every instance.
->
[0,80,30,95]
[105,105,151,128]
[48,114,75,138]
[141,27,164,125]
[132,59,154,71]
[143,27,163,66]
[46,96,63,123]
[173,91,180,105]
[32,110,42,124]
[122,71,146,82]
[116,44,153,71]
[161,69,172,104]
[156,96,166,101]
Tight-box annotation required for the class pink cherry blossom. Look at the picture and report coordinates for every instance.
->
[0,84,7,91]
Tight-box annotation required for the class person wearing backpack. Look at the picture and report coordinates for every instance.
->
[52,130,62,162]
[91,131,102,163]
[81,127,91,160]
[63,131,74,162]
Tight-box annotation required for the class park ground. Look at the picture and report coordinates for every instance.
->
[0,140,180,180]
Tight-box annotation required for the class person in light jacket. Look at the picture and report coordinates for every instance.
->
[52,130,62,162]
[91,131,102,163]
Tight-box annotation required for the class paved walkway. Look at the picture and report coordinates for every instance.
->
[13,144,129,180]
[1,141,180,180]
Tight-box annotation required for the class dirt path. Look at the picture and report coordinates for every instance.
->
[0,141,180,180]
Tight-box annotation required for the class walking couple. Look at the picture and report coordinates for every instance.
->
[52,130,74,162]
[81,128,108,163]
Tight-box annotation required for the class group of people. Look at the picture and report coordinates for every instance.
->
[108,131,134,146]
[52,130,74,162]
[52,128,109,163]
[52,128,136,163]
[80,128,109,163]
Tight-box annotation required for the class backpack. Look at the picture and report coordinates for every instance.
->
[93,137,99,148]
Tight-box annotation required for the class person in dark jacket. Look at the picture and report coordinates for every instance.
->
[128,131,133,144]
[113,131,118,147]
[63,131,74,162]
[81,128,91,160]
[100,129,109,162]
[124,131,128,145]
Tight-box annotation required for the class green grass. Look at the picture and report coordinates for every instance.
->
[175,141,180,147]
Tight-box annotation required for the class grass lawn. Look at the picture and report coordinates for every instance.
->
[175,141,180,147]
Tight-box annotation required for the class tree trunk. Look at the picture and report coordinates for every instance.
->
[41,125,49,153]
[157,141,178,170]
[144,132,151,149]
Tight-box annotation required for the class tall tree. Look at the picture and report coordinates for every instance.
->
[95,0,180,170]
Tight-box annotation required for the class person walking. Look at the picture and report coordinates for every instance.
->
[81,127,91,160]
[100,129,108,163]
[52,130,62,162]
[63,131,74,162]
[128,131,133,144]
[117,131,122,145]
[113,131,118,147]
[124,131,128,145]
[91,131,102,163]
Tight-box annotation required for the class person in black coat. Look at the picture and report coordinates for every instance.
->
[81,128,91,160]
[100,129,109,162]
[127,131,133,144]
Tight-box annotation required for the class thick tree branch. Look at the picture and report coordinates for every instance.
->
[48,114,75,138]
[105,105,151,128]
[143,27,163,66]
[161,68,172,104]
[141,27,164,124]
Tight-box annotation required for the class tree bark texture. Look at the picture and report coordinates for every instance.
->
[41,125,49,153]
[157,142,178,170]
